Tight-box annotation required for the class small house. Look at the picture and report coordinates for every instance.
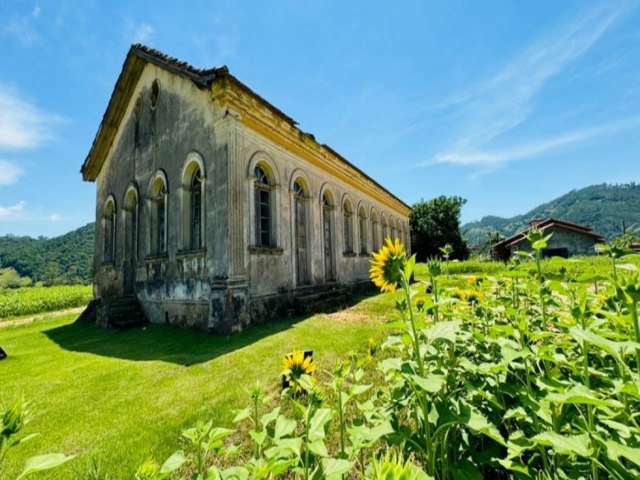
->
[492,218,604,261]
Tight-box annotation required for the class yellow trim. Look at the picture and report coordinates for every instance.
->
[219,83,410,217]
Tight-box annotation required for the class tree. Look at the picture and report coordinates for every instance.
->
[409,196,469,262]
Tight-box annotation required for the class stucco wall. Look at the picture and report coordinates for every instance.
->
[92,64,410,331]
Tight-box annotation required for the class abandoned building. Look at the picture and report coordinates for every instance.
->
[491,218,604,261]
[81,45,411,332]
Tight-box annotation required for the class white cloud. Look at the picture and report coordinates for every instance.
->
[32,6,41,18]
[434,118,640,167]
[49,213,61,221]
[125,20,155,44]
[0,85,60,149]
[427,1,637,168]
[0,160,23,186]
[0,201,26,220]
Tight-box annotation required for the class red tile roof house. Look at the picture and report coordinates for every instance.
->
[491,218,605,261]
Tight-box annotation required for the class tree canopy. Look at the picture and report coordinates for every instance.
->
[410,196,469,261]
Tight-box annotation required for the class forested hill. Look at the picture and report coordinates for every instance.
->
[0,222,94,283]
[462,183,640,246]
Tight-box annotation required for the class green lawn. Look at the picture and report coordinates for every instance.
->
[0,293,397,479]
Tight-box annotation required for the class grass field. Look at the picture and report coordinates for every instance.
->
[0,293,397,479]
[0,285,93,320]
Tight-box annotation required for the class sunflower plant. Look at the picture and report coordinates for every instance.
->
[282,350,316,395]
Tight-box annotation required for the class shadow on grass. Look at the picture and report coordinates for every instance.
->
[43,292,377,366]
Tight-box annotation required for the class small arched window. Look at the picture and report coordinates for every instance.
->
[104,199,116,263]
[343,200,354,253]
[189,168,203,250]
[254,165,273,247]
[359,206,368,254]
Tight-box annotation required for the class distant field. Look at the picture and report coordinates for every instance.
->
[0,285,92,319]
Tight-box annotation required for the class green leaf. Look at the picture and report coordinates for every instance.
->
[532,431,593,457]
[308,408,333,442]
[249,429,267,447]
[274,415,296,440]
[422,320,460,344]
[322,458,353,479]
[409,374,446,393]
[545,384,623,409]
[350,384,371,396]
[159,450,186,474]
[220,466,250,480]
[17,453,76,479]
[450,458,482,480]
[308,439,329,457]
[209,427,234,442]
[460,401,506,446]
[232,408,251,424]
[605,440,640,468]
[274,437,302,458]
[260,407,280,428]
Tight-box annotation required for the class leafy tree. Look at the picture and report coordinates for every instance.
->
[42,263,61,287]
[410,196,469,261]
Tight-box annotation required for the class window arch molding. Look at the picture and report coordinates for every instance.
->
[148,169,169,255]
[288,169,312,198]
[248,152,279,248]
[381,213,389,242]
[181,151,206,251]
[103,194,117,264]
[318,182,336,207]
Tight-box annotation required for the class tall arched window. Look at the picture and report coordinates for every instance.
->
[371,211,379,251]
[254,165,273,247]
[390,218,396,240]
[358,206,368,254]
[322,192,334,281]
[150,175,167,255]
[343,200,354,253]
[293,179,309,284]
[103,198,116,263]
[189,168,202,250]
[381,215,388,242]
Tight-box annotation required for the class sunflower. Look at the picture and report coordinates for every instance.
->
[369,237,407,293]
[282,350,316,394]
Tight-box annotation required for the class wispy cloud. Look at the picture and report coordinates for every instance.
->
[2,6,42,46]
[125,20,155,44]
[0,84,61,150]
[434,117,640,167]
[49,213,61,222]
[0,201,26,220]
[0,160,23,186]
[425,1,637,168]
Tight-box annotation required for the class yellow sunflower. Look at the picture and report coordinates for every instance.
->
[369,237,407,293]
[282,350,316,394]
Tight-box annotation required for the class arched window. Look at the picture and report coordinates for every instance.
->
[322,192,335,281]
[150,175,167,255]
[390,218,396,240]
[189,168,203,250]
[381,215,388,242]
[254,164,273,247]
[293,179,309,284]
[359,206,368,254]
[343,200,354,253]
[371,211,379,251]
[103,198,116,264]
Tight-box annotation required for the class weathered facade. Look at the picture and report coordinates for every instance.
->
[492,218,604,261]
[81,45,411,332]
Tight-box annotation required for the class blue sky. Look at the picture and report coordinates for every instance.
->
[1,0,639,237]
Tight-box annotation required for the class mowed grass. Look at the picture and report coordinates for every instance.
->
[0,293,397,479]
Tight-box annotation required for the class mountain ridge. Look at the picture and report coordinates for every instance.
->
[462,183,640,246]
